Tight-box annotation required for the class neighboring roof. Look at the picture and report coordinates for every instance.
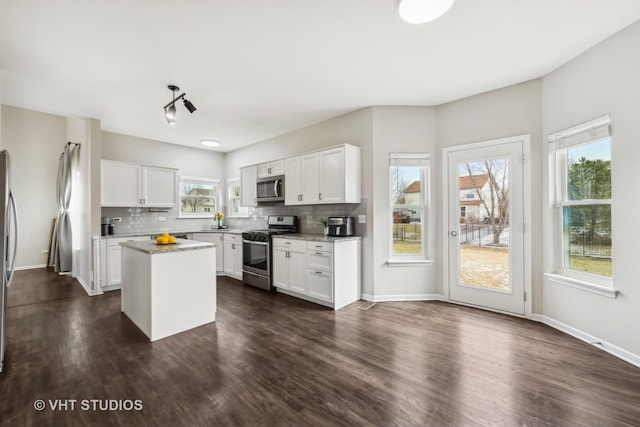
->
[459,174,489,190]
[460,200,482,206]
[404,181,420,193]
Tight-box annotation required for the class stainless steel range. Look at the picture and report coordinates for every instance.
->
[242,215,297,291]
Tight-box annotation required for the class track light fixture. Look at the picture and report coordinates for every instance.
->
[163,85,196,125]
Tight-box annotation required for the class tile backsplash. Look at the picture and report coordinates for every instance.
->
[101,199,367,236]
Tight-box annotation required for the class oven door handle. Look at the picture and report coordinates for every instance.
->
[243,239,268,246]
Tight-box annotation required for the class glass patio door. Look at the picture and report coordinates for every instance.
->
[447,139,525,315]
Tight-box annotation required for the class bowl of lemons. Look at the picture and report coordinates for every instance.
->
[155,232,177,245]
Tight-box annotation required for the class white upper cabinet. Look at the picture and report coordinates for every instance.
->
[240,165,257,207]
[142,166,179,207]
[257,160,284,178]
[101,160,177,207]
[285,144,361,205]
[285,152,319,205]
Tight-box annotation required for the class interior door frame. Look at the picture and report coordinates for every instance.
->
[442,134,533,319]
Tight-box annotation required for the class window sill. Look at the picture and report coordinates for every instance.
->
[387,259,435,267]
[545,273,618,299]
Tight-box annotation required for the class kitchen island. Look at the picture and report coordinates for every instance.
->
[120,239,216,341]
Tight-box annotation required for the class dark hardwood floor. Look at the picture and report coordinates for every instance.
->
[1,269,639,426]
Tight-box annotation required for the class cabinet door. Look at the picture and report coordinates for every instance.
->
[99,239,107,288]
[142,166,177,207]
[233,241,243,278]
[270,160,285,176]
[272,246,289,289]
[284,157,302,205]
[240,166,257,207]
[288,249,307,294]
[101,161,141,206]
[318,147,345,203]
[192,233,224,273]
[307,270,333,302]
[107,245,122,286]
[300,153,319,204]
[223,241,234,275]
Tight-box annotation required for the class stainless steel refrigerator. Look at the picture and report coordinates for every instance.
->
[0,150,18,373]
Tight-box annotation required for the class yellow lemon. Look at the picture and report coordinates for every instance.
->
[156,236,169,244]
[162,232,170,237]
[167,236,176,243]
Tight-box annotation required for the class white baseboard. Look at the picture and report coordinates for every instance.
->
[364,293,446,303]
[532,314,640,368]
[75,275,102,296]
[15,264,47,271]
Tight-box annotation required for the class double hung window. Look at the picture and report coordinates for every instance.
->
[548,115,613,290]
[389,154,429,261]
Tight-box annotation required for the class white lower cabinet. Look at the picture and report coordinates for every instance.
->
[272,238,306,293]
[273,237,361,310]
[223,233,243,280]
[191,233,224,274]
[101,236,150,291]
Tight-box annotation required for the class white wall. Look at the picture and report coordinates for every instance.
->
[435,80,544,311]
[1,106,67,268]
[101,131,226,179]
[542,20,640,358]
[370,106,438,299]
[224,108,375,295]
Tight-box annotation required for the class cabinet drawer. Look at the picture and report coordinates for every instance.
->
[307,250,332,272]
[273,238,306,251]
[307,241,333,253]
[307,270,333,302]
[225,233,242,243]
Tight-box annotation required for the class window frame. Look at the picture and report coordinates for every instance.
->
[388,153,431,265]
[226,178,251,218]
[178,176,220,219]
[547,115,616,296]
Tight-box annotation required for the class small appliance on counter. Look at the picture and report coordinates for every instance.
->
[101,217,114,236]
[327,216,355,237]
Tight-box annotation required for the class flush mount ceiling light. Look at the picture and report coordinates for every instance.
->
[163,85,197,125]
[201,139,221,148]
[398,0,455,24]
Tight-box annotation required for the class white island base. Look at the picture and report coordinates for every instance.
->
[120,240,216,341]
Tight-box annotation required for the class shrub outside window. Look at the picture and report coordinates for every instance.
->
[549,116,612,282]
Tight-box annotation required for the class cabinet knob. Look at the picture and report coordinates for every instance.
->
[319,193,322,200]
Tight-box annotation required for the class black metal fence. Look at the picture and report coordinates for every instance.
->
[569,231,612,258]
[459,221,509,248]
[393,223,421,242]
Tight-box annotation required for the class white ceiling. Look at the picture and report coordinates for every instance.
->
[1,1,639,152]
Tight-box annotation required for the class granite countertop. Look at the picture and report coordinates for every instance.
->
[120,239,216,255]
[276,233,362,243]
[105,229,244,239]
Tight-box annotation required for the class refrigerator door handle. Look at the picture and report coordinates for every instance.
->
[7,190,17,287]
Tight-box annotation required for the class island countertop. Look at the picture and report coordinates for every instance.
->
[120,238,215,255]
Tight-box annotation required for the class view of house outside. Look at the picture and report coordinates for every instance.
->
[391,164,424,256]
[179,180,217,217]
[458,159,511,291]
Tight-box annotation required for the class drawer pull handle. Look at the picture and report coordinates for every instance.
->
[315,271,323,275]
[315,252,323,255]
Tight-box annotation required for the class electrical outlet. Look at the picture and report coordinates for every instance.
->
[112,217,122,222]
[41,250,49,254]
[358,215,366,224]
[158,216,166,222]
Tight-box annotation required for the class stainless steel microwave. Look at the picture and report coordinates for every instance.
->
[256,175,285,202]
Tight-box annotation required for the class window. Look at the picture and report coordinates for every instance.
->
[179,176,219,218]
[549,115,612,286]
[227,178,250,217]
[389,153,429,261]
[466,191,475,199]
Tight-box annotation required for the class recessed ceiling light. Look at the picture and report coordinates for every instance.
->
[201,140,221,147]
[398,0,455,24]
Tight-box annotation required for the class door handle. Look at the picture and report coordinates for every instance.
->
[450,230,458,237]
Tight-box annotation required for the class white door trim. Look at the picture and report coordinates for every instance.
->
[442,134,532,319]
